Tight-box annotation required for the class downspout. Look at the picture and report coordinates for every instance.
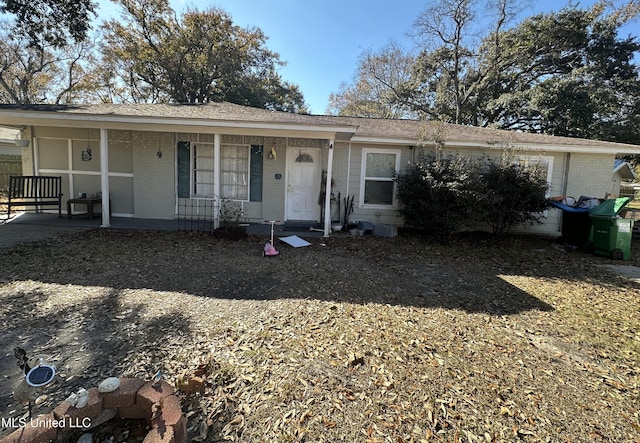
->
[561,152,570,196]
[345,142,351,197]
[32,133,39,176]
[214,133,221,228]
[558,152,571,232]
[323,140,335,237]
[100,128,110,227]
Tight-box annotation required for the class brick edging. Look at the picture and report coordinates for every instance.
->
[1,378,186,443]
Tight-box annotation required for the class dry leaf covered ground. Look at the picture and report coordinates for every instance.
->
[0,229,639,442]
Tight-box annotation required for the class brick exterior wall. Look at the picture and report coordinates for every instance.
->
[565,153,615,199]
[23,125,619,235]
[132,131,176,220]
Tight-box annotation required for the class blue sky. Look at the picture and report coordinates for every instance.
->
[207,0,428,113]
[103,1,638,114]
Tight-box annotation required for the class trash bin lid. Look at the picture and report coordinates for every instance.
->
[589,197,630,219]
[548,200,589,212]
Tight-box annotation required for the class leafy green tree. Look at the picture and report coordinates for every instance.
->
[0,0,96,48]
[478,4,640,143]
[99,0,307,111]
[332,1,639,145]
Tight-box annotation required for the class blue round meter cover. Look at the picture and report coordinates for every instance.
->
[26,365,55,387]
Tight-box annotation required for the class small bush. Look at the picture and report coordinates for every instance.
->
[219,199,243,227]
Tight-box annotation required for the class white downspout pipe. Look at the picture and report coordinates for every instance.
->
[100,128,110,227]
[323,140,335,237]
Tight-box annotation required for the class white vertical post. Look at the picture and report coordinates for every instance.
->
[100,128,110,227]
[214,133,221,228]
[323,140,335,237]
[67,139,74,202]
[32,136,39,175]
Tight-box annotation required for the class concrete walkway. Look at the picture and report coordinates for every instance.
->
[602,264,640,283]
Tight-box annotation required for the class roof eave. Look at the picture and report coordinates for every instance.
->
[351,137,640,154]
[350,136,417,145]
[445,141,640,155]
[0,110,357,139]
[613,163,638,180]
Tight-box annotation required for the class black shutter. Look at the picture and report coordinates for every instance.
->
[177,141,190,198]
[250,145,263,202]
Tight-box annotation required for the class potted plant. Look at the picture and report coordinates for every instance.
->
[213,199,247,240]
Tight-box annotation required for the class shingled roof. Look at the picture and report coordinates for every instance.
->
[0,102,638,153]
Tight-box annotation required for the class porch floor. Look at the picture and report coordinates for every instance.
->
[1,212,326,239]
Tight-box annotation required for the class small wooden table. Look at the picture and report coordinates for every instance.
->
[67,198,109,220]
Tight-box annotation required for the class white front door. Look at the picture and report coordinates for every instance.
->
[285,148,322,221]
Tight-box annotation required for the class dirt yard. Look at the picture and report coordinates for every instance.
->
[0,229,639,442]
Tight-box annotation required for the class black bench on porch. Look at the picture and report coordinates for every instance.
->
[2,175,63,219]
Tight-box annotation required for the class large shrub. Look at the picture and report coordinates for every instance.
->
[479,160,551,234]
[395,151,484,236]
[395,150,551,236]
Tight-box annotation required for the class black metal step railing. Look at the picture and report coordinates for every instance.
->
[177,195,219,233]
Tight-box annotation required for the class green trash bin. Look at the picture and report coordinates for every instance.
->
[589,197,634,260]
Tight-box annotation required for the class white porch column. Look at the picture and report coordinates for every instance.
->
[214,133,221,227]
[100,128,110,227]
[323,140,335,237]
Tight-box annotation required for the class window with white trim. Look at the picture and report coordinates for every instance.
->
[221,144,250,200]
[177,141,263,201]
[515,155,554,217]
[514,155,554,195]
[194,143,215,197]
[360,148,401,207]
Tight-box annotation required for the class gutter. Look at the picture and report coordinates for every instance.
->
[352,137,640,155]
[0,110,358,138]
